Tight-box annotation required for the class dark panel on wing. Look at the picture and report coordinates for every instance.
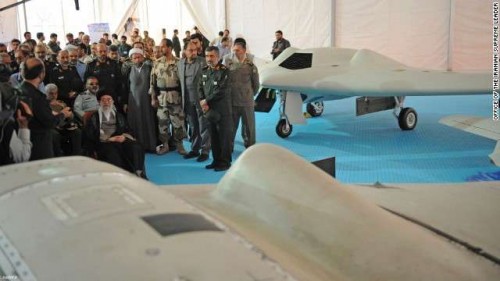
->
[142,213,222,237]
[279,53,313,70]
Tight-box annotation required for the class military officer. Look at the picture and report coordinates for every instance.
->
[150,39,187,155]
[84,43,123,109]
[48,49,84,107]
[198,46,232,171]
[223,40,259,149]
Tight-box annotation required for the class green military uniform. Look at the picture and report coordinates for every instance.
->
[198,63,233,169]
[151,56,187,154]
[223,54,259,148]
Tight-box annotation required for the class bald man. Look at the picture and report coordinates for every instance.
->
[18,58,72,160]
[84,43,123,108]
[48,49,83,106]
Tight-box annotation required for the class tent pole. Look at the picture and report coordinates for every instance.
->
[145,0,150,30]
[224,0,228,29]
[60,0,66,38]
[178,0,182,35]
[93,0,96,22]
[447,0,454,71]
[23,1,28,32]
[331,0,336,47]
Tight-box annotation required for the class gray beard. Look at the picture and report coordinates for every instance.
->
[101,107,113,120]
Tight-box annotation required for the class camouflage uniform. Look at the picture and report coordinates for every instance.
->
[150,56,187,154]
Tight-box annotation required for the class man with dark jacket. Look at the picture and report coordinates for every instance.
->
[84,43,124,109]
[48,50,84,107]
[271,30,291,60]
[172,29,182,58]
[198,46,232,171]
[19,58,72,160]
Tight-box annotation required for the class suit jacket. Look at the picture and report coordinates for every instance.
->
[178,56,206,109]
[19,81,65,160]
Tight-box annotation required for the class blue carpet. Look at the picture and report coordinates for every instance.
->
[147,94,500,185]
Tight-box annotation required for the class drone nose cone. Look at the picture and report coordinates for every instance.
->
[259,67,287,88]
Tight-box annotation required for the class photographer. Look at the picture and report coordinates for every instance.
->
[0,83,32,165]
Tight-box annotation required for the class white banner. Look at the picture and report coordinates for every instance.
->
[87,23,111,44]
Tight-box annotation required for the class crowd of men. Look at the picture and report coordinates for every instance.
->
[0,27,292,177]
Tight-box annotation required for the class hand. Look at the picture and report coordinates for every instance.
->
[151,98,159,108]
[108,135,126,143]
[123,104,128,113]
[200,99,209,113]
[16,109,29,128]
[68,91,76,98]
[17,100,32,118]
[61,107,73,119]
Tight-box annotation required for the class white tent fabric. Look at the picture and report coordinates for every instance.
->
[227,0,332,59]
[449,0,490,71]
[335,0,452,70]
[134,0,196,41]
[110,0,140,37]
[0,0,19,46]
[335,0,490,71]
[92,0,133,32]
[181,0,225,42]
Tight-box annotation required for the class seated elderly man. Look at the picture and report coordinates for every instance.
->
[45,83,82,156]
[83,93,146,178]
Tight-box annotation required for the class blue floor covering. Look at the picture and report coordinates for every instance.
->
[146,94,500,185]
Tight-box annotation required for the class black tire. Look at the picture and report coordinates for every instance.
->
[306,102,324,117]
[398,107,418,130]
[276,119,293,138]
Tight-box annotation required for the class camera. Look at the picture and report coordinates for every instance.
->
[18,95,33,119]
[0,82,32,126]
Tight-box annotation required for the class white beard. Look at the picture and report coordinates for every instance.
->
[101,107,113,120]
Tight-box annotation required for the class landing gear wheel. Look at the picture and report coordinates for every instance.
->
[306,102,324,117]
[276,119,293,138]
[398,107,417,130]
